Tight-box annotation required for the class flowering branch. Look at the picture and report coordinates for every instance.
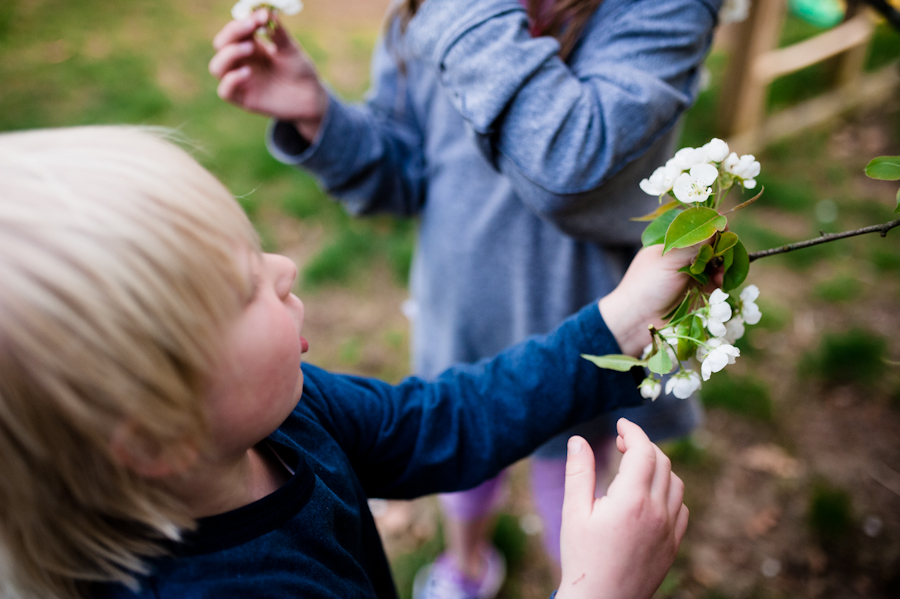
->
[748,219,900,262]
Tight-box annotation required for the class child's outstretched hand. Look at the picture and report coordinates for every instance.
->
[598,244,705,356]
[209,10,328,141]
[557,420,688,599]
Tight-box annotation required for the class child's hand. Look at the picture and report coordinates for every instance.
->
[598,244,699,356]
[557,420,688,599]
[209,10,328,142]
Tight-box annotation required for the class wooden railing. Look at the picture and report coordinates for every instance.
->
[718,0,900,152]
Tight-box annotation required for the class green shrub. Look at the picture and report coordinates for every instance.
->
[758,178,818,213]
[700,372,774,421]
[808,481,853,542]
[492,513,528,569]
[662,436,707,467]
[754,298,791,331]
[813,274,863,303]
[801,328,888,385]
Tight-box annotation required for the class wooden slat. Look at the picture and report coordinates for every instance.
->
[753,12,875,84]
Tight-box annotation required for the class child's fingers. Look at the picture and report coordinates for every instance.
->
[217,66,251,103]
[562,436,597,521]
[213,12,267,50]
[674,503,689,545]
[209,41,257,79]
[667,471,684,518]
[266,13,296,51]
[612,419,656,492]
[649,443,672,504]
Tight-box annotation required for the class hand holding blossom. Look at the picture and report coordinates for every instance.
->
[211,4,327,142]
[588,137,764,397]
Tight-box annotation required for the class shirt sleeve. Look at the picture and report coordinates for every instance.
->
[403,0,722,243]
[304,302,643,499]
[266,33,429,218]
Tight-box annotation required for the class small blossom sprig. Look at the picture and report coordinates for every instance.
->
[583,138,763,399]
[584,144,900,399]
[232,0,303,24]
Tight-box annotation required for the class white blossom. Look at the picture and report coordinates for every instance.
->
[672,147,709,171]
[723,315,745,344]
[640,377,662,401]
[673,163,719,204]
[232,0,303,20]
[665,370,702,399]
[639,163,681,196]
[698,288,733,337]
[738,284,762,325]
[697,338,740,381]
[702,138,730,163]
[724,152,761,189]
[720,0,751,24]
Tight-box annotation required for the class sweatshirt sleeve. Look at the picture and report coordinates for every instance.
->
[266,34,429,218]
[402,0,722,242]
[304,302,643,499]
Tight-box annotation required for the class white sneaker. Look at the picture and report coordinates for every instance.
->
[412,546,506,599]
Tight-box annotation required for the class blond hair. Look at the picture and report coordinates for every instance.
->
[0,126,259,598]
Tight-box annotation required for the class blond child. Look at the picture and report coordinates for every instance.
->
[0,126,690,599]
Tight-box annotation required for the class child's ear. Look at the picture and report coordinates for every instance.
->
[110,421,198,479]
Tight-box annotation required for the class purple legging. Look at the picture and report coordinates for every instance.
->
[438,436,615,563]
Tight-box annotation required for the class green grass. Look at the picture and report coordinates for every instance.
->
[662,436,707,467]
[700,372,774,421]
[754,298,791,331]
[813,274,864,303]
[808,481,853,543]
[800,328,888,385]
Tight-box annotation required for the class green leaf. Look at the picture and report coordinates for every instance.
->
[690,314,705,342]
[675,321,695,362]
[679,264,709,286]
[726,186,764,213]
[663,207,728,254]
[648,346,674,375]
[641,209,680,247]
[690,244,714,274]
[722,246,734,272]
[664,290,694,322]
[722,239,749,291]
[895,187,900,213]
[581,354,646,372]
[632,201,680,222]
[865,156,900,181]
[714,232,739,256]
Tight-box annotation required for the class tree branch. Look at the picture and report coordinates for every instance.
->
[748,219,900,262]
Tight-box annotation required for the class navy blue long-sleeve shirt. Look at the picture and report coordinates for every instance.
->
[94,303,641,598]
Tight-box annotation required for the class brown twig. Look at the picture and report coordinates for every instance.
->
[748,219,900,262]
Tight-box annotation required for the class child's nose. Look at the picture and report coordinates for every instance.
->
[266,253,298,298]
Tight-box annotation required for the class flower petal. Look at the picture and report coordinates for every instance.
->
[690,162,719,186]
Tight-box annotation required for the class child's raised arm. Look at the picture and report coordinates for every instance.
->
[557,419,688,599]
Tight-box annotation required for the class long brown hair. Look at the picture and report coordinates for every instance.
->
[391,0,605,60]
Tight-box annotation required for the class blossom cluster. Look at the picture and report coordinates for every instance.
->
[639,138,760,205]
[639,285,762,400]
[232,0,303,20]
